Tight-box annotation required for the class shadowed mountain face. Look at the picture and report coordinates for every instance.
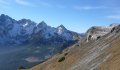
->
[0,14,81,46]
[28,25,120,70]
[0,14,81,70]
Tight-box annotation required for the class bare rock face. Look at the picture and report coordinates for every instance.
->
[86,26,114,42]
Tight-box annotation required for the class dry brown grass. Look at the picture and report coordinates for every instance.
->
[28,32,120,70]
[98,36,120,70]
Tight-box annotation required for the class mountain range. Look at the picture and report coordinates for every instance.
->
[0,14,120,70]
[0,14,81,70]
[0,14,81,46]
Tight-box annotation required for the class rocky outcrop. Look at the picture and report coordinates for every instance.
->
[86,25,114,42]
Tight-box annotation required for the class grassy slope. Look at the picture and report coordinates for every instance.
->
[98,35,120,70]
[28,30,120,70]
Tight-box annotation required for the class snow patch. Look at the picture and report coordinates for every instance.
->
[23,22,28,27]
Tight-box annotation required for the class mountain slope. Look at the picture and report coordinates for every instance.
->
[0,14,81,46]
[28,25,120,70]
[0,14,81,70]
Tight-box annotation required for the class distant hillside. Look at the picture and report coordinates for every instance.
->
[28,24,120,70]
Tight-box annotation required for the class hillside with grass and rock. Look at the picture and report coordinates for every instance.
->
[27,24,120,70]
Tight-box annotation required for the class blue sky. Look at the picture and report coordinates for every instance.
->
[0,0,120,33]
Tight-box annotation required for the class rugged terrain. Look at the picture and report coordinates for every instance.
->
[0,14,120,70]
[28,24,120,70]
[0,14,81,70]
[0,14,81,45]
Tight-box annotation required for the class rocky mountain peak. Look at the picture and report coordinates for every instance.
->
[18,19,36,27]
[0,14,13,20]
[0,14,8,18]
[0,14,81,70]
[57,24,66,30]
[0,14,81,45]
[37,21,47,28]
[0,14,15,25]
[57,24,67,34]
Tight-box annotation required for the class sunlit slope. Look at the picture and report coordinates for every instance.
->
[28,26,120,70]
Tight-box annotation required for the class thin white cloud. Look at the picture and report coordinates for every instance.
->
[107,15,120,20]
[73,6,107,10]
[15,0,34,6]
